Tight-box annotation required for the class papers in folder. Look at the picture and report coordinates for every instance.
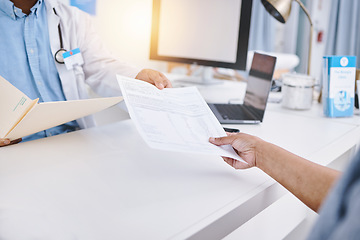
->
[0,75,123,140]
[117,75,244,162]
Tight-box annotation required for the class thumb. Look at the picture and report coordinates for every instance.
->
[0,138,11,146]
[155,81,165,90]
[209,136,234,146]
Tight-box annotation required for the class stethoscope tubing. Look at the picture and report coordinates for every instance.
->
[53,8,67,64]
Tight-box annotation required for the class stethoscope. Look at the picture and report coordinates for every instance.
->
[53,8,67,64]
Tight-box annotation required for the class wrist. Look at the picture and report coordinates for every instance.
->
[254,138,273,171]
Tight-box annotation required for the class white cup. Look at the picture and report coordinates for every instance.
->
[281,73,315,110]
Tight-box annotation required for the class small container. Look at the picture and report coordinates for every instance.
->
[281,73,314,110]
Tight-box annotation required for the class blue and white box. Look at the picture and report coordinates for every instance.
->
[322,56,356,117]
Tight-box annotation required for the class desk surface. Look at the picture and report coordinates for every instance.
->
[1,81,360,239]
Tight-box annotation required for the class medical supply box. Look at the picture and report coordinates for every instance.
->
[322,56,356,117]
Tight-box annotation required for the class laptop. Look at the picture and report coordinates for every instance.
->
[208,52,277,124]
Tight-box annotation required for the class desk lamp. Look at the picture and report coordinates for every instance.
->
[261,0,313,75]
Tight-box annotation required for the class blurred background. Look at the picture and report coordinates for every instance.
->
[60,0,359,87]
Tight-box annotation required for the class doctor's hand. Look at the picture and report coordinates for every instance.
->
[209,133,262,169]
[135,69,172,90]
[0,138,22,147]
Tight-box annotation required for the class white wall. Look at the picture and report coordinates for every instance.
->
[91,0,167,72]
[59,0,166,71]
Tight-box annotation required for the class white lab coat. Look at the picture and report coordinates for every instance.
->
[45,0,141,129]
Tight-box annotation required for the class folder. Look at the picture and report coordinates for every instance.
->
[0,75,123,140]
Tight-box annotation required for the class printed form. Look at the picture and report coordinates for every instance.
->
[117,75,244,162]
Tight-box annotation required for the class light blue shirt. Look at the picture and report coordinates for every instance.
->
[0,0,79,142]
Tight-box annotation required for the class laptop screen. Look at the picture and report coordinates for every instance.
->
[243,52,276,117]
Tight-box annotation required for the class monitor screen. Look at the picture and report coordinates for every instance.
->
[150,0,253,70]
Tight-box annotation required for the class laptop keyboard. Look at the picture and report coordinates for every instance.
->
[214,104,253,120]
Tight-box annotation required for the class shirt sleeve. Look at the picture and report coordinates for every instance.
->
[307,150,360,240]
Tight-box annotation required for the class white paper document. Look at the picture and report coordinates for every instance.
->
[117,75,245,162]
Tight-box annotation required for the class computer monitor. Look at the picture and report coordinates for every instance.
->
[150,0,253,84]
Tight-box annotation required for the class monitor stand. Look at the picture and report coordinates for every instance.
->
[173,66,223,86]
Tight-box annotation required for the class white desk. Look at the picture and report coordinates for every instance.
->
[1,81,360,240]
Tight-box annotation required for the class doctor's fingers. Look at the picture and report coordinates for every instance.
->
[152,71,172,89]
[136,69,172,89]
[0,138,22,147]
[0,138,10,146]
